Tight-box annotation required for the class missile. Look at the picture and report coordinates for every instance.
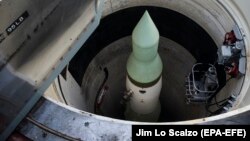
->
[125,11,163,122]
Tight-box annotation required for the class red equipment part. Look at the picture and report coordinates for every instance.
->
[223,31,237,45]
[225,62,239,77]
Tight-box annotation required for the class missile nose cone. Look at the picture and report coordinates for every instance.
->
[132,11,160,61]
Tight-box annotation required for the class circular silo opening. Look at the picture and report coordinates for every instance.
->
[45,2,246,123]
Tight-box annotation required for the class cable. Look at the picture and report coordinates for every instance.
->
[207,75,244,116]
[206,72,245,116]
[207,97,230,107]
[26,116,82,141]
[210,76,232,107]
[214,94,220,108]
[205,98,229,115]
[94,67,109,114]
[206,76,232,108]
[57,77,68,105]
[209,107,226,116]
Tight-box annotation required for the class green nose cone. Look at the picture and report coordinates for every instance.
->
[127,11,163,84]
